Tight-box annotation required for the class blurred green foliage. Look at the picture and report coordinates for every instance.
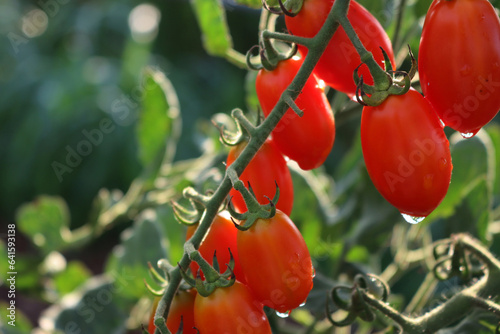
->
[1,0,500,333]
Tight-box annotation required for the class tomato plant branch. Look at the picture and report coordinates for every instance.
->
[356,234,500,333]
[153,1,352,333]
[337,16,391,92]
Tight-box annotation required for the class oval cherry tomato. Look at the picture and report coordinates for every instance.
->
[285,0,395,96]
[194,280,272,334]
[237,209,314,313]
[186,211,245,283]
[419,0,500,136]
[148,289,197,334]
[361,89,453,218]
[227,138,294,216]
[256,54,335,170]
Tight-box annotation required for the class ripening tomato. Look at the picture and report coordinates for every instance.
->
[285,0,395,96]
[186,211,245,283]
[148,289,197,334]
[194,280,272,334]
[419,0,500,136]
[256,54,335,170]
[227,139,294,216]
[237,209,314,313]
[361,89,453,219]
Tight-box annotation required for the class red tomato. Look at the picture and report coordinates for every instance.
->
[419,0,500,136]
[285,0,395,96]
[148,289,197,334]
[361,89,453,218]
[256,54,336,170]
[227,138,294,216]
[237,209,314,313]
[194,280,272,334]
[186,211,245,283]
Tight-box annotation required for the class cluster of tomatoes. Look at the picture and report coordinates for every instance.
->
[148,0,500,332]
[148,210,314,332]
[363,0,500,222]
[283,0,500,222]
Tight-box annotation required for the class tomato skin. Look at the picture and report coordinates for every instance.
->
[227,139,294,216]
[186,211,246,283]
[237,209,314,313]
[361,89,453,217]
[148,289,197,334]
[419,0,500,135]
[285,0,395,96]
[194,281,272,334]
[256,55,335,170]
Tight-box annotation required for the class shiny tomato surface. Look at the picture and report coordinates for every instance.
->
[285,0,395,96]
[361,89,453,218]
[419,0,500,135]
[148,289,197,334]
[237,209,314,313]
[194,281,272,334]
[256,55,335,170]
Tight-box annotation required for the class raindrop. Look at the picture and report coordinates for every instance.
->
[461,132,476,139]
[276,310,291,318]
[401,213,425,224]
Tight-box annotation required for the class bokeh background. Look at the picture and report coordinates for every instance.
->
[1,0,500,333]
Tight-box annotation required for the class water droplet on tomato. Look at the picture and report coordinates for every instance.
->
[461,130,478,139]
[299,302,306,307]
[401,213,425,224]
[439,158,448,171]
[276,310,291,318]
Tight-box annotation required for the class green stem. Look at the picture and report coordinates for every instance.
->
[392,0,408,52]
[364,234,500,333]
[154,1,352,333]
[224,48,247,69]
[338,16,391,91]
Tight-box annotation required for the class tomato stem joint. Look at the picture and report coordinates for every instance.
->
[179,243,236,297]
[355,45,417,107]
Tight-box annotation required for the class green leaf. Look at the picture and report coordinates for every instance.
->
[106,210,168,299]
[303,272,337,317]
[414,0,433,18]
[51,277,128,334]
[191,0,233,56]
[156,205,186,265]
[426,131,494,225]
[485,124,500,197]
[16,196,70,254]
[136,68,181,179]
[53,261,92,296]
[0,301,33,334]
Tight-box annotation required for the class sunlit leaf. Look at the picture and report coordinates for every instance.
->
[16,196,70,254]
[191,0,232,56]
[106,210,168,299]
[53,261,92,296]
[137,68,181,181]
